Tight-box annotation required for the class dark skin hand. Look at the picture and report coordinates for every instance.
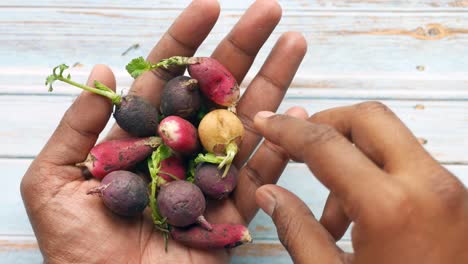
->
[254,102,468,264]
[20,0,309,263]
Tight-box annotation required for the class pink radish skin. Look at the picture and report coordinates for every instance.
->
[77,137,161,179]
[188,57,239,107]
[158,116,199,155]
[157,156,186,185]
[171,224,252,249]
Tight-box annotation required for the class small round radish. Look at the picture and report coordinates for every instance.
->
[76,137,161,179]
[195,163,239,200]
[158,116,199,155]
[87,171,149,217]
[157,156,186,185]
[157,181,212,230]
[46,64,159,137]
[114,95,159,137]
[197,109,244,176]
[160,76,201,119]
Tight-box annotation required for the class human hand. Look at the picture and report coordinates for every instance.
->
[20,0,308,263]
[254,101,468,264]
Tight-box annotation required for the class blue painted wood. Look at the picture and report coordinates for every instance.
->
[2,0,467,10]
[0,95,466,164]
[1,6,468,78]
[0,159,466,262]
[1,0,468,262]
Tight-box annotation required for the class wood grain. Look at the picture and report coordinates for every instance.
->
[1,7,468,79]
[2,0,468,10]
[1,95,467,163]
[1,159,466,263]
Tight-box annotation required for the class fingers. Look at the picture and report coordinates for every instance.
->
[211,0,282,83]
[234,106,308,223]
[309,101,431,174]
[256,185,344,264]
[37,65,116,168]
[132,0,220,102]
[320,193,351,241]
[253,112,393,222]
[235,32,307,166]
[106,0,220,140]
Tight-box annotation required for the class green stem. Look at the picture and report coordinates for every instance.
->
[56,76,122,105]
[153,56,198,69]
[218,142,238,178]
[158,171,181,181]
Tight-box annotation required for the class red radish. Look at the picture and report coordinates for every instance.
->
[157,181,212,231]
[186,57,239,107]
[158,116,199,155]
[126,56,239,108]
[157,156,186,185]
[171,224,252,249]
[47,64,159,137]
[76,137,161,179]
[87,171,149,217]
[196,109,244,177]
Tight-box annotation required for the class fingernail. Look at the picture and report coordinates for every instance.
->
[256,111,275,119]
[257,188,276,216]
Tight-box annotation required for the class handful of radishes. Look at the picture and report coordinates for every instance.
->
[45,56,251,250]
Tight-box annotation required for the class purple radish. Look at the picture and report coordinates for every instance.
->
[160,76,201,118]
[158,116,199,155]
[46,64,159,137]
[157,181,212,231]
[195,163,239,200]
[87,170,149,217]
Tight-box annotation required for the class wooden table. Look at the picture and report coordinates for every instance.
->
[1,0,467,263]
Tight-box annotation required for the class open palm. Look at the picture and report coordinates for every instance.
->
[20,1,307,263]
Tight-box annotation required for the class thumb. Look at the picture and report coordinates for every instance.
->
[256,185,344,264]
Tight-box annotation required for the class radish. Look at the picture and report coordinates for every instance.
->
[194,163,239,200]
[160,76,201,119]
[46,64,159,137]
[87,170,149,217]
[76,136,161,179]
[158,116,199,155]
[157,181,212,231]
[126,56,239,108]
[170,224,252,249]
[157,156,186,185]
[196,109,244,177]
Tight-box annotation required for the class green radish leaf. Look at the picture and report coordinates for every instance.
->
[194,153,224,165]
[186,159,196,183]
[126,56,152,78]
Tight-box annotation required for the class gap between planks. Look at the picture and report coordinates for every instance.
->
[2,5,468,13]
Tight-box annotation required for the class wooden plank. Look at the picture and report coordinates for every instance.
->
[0,95,467,163]
[3,70,468,98]
[0,160,466,262]
[2,158,467,237]
[1,8,468,79]
[0,236,349,264]
[2,0,468,10]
